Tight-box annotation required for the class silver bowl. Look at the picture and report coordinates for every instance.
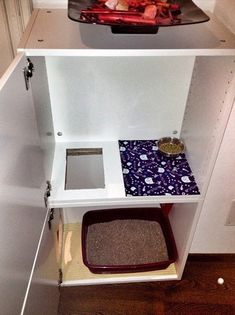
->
[157,137,185,157]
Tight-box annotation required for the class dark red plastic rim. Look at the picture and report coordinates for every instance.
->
[81,206,178,274]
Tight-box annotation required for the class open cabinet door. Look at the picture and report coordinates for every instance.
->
[21,208,61,315]
[0,53,59,314]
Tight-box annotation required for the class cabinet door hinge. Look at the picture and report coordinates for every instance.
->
[23,58,34,90]
[44,180,52,209]
[58,268,63,286]
[44,181,54,230]
[48,208,54,230]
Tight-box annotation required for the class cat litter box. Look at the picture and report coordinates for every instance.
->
[81,207,178,274]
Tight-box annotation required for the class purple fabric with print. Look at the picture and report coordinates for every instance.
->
[119,140,200,196]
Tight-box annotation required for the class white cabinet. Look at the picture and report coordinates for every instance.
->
[1,2,235,313]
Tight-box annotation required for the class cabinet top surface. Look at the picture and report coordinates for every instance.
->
[19,9,235,56]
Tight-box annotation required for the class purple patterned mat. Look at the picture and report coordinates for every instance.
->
[119,140,200,197]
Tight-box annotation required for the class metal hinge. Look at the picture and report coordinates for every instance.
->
[58,268,63,286]
[23,58,34,90]
[44,180,52,209]
[44,181,55,230]
[48,208,54,230]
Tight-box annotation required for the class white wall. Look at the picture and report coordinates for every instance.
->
[45,56,194,142]
[193,0,216,12]
[31,0,235,32]
[33,0,67,8]
[33,0,216,11]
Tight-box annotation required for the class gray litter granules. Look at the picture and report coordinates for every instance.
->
[86,219,169,266]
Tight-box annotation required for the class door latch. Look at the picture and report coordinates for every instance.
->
[23,58,34,90]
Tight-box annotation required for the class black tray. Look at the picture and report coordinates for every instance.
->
[68,0,209,34]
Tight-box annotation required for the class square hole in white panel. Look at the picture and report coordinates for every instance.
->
[225,200,235,226]
[65,148,105,190]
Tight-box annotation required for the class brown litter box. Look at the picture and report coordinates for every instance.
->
[81,207,178,274]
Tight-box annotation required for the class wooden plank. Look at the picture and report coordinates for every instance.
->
[0,0,32,76]
[18,9,39,50]
[4,0,24,53]
[19,0,33,30]
[4,0,32,54]
[0,0,14,76]
[59,254,235,315]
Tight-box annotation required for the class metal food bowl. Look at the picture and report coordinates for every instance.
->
[157,137,185,157]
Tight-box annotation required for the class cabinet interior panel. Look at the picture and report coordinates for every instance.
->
[168,203,198,277]
[45,56,195,142]
[30,56,55,180]
[191,101,235,253]
[181,56,235,193]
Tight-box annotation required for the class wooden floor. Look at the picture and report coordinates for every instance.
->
[58,255,235,315]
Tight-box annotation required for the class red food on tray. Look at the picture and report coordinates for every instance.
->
[80,0,181,26]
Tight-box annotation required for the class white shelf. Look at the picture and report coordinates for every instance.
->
[50,141,125,207]
[61,223,178,286]
[49,141,201,208]
[18,9,235,56]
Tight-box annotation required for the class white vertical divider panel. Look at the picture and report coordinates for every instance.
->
[191,100,235,253]
[30,57,55,181]
[46,56,195,142]
[181,56,235,194]
[168,202,200,277]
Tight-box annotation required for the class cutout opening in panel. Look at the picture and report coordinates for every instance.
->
[65,148,105,190]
